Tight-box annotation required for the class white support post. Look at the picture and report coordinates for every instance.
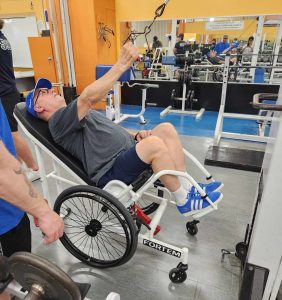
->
[59,0,77,87]
[261,33,266,52]
[34,144,50,201]
[213,55,230,146]
[52,160,64,197]
[270,21,282,83]
[113,82,121,122]
[250,16,264,81]
[47,0,64,96]
[168,19,177,56]
[239,88,282,300]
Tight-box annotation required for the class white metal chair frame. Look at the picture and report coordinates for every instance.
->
[15,112,221,279]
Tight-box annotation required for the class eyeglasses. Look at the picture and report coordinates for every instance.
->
[34,88,49,106]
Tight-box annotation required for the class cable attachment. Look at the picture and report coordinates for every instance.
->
[123,0,170,50]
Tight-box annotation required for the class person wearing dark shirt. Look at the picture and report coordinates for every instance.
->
[152,36,162,49]
[210,38,216,51]
[173,33,187,55]
[0,19,39,182]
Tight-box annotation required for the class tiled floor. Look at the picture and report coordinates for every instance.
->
[28,132,261,300]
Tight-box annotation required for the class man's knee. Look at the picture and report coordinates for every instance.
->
[157,122,177,137]
[144,135,166,149]
[140,136,168,156]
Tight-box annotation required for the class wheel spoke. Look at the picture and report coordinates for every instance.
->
[56,189,135,267]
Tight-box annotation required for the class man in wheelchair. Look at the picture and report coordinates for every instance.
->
[25,42,223,217]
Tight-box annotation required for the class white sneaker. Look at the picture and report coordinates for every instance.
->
[26,169,41,182]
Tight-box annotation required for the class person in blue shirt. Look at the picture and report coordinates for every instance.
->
[0,19,39,182]
[209,35,238,65]
[214,34,230,55]
[0,101,64,300]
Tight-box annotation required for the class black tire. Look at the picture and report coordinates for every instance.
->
[186,222,198,236]
[54,185,138,268]
[169,268,187,283]
[235,242,248,262]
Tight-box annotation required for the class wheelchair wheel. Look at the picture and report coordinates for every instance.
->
[54,185,138,268]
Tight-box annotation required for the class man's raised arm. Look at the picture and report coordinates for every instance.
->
[77,42,139,120]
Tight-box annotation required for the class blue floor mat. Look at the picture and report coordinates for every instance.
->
[99,105,266,138]
[116,105,263,137]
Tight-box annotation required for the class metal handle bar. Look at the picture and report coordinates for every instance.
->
[122,82,159,89]
[252,93,282,111]
[189,65,282,69]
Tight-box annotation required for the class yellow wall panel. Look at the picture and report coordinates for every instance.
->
[184,20,278,41]
[0,0,44,20]
[116,0,282,22]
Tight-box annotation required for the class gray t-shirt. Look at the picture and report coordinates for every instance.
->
[48,99,135,184]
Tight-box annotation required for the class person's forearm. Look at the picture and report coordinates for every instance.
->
[0,143,50,218]
[79,63,126,105]
[126,129,137,138]
[222,46,232,54]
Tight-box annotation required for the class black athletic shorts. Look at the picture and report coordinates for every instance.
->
[98,146,151,188]
[0,213,31,257]
[1,90,21,132]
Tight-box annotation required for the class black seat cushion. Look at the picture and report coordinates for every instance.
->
[14,102,94,185]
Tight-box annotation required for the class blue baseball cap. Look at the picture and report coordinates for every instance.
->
[26,78,52,117]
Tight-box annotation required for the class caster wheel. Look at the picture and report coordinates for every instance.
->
[186,222,198,236]
[169,268,187,283]
[235,242,248,262]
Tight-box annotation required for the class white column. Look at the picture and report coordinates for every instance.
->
[48,0,64,96]
[59,0,77,87]
[270,21,282,83]
[246,87,282,300]
[261,32,266,52]
[250,16,264,80]
[168,19,177,56]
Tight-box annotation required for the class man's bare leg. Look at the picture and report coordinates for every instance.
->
[151,123,186,172]
[136,135,181,192]
[0,292,11,300]
[136,134,222,212]
[12,132,38,170]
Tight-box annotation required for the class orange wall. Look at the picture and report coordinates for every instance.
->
[67,0,97,95]
[120,22,131,47]
[94,0,117,64]
[66,0,117,97]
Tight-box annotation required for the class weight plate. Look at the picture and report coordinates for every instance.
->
[8,252,81,300]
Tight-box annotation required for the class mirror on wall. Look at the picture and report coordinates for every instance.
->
[120,15,282,83]
[121,15,282,51]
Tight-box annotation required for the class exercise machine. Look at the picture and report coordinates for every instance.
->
[205,54,280,172]
[160,53,205,119]
[221,89,282,300]
[96,65,159,124]
[106,81,159,124]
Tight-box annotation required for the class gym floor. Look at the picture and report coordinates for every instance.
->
[107,104,269,138]
[26,107,265,300]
